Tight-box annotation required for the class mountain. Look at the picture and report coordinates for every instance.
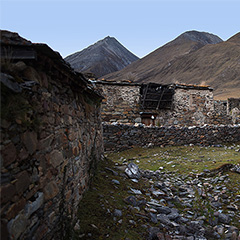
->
[102,31,223,82]
[103,31,240,99]
[64,36,139,78]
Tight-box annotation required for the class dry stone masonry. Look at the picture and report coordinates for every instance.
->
[95,80,239,126]
[103,124,240,152]
[0,31,103,240]
[156,87,214,126]
[95,81,141,123]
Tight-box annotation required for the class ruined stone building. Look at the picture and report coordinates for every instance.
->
[95,79,240,126]
[0,31,103,239]
[95,80,237,126]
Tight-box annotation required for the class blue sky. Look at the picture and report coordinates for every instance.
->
[1,0,239,58]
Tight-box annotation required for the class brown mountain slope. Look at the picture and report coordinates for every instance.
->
[103,31,240,100]
[152,35,240,100]
[103,31,222,82]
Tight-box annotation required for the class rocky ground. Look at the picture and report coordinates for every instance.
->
[70,145,240,240]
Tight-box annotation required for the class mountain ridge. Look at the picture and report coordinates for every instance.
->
[103,31,223,82]
[65,36,139,78]
[103,31,240,99]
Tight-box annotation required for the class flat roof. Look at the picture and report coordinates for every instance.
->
[94,80,213,91]
[94,80,141,86]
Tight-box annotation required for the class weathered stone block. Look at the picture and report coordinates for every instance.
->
[25,192,44,218]
[43,181,59,200]
[1,143,17,167]
[22,131,38,155]
[0,183,16,204]
[48,150,64,168]
[23,66,41,83]
[7,211,28,240]
[6,198,26,220]
[38,134,54,150]
[15,171,30,195]
[18,148,29,161]
[68,128,76,141]
[34,223,48,240]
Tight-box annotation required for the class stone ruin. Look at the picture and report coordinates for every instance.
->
[94,80,240,126]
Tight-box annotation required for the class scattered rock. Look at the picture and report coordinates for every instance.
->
[215,212,230,224]
[74,221,81,231]
[130,188,142,195]
[231,164,240,174]
[113,209,122,217]
[125,163,141,179]
[112,179,120,185]
[124,195,138,207]
[76,160,240,239]
[105,167,118,176]
[156,206,172,215]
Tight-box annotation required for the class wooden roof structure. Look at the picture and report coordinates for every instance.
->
[140,83,175,110]
[140,82,212,110]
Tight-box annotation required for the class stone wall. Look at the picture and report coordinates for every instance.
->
[1,38,103,239]
[95,82,236,126]
[227,98,240,124]
[214,100,227,115]
[156,88,214,126]
[103,123,240,152]
[227,98,240,114]
[95,81,141,123]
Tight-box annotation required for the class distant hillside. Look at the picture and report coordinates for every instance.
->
[65,36,139,78]
[103,31,240,99]
[103,31,223,82]
[149,32,240,100]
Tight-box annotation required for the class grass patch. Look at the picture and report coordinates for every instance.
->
[71,158,152,240]
[106,144,240,174]
[72,144,240,239]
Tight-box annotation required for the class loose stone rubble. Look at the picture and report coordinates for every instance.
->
[138,166,240,240]
[82,161,240,240]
